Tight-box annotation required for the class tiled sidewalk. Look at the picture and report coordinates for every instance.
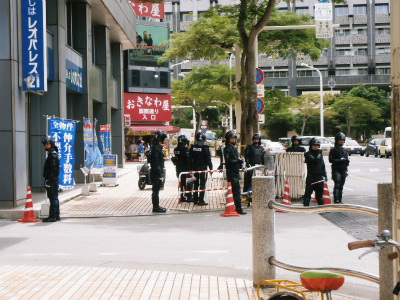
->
[0,265,356,300]
[61,162,229,218]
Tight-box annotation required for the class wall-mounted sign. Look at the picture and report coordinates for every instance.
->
[66,59,83,93]
[124,93,172,122]
[129,0,165,19]
[22,0,47,92]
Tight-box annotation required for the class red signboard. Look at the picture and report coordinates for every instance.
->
[129,0,165,19]
[124,93,172,122]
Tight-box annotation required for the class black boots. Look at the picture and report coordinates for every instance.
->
[236,209,247,215]
[152,206,166,213]
[42,217,57,222]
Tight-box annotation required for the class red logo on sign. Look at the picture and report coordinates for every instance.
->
[129,0,165,19]
[124,93,172,122]
[100,125,110,133]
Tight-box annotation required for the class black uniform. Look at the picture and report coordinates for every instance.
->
[304,149,327,206]
[174,142,192,201]
[150,142,165,209]
[189,140,212,205]
[329,146,349,203]
[43,147,60,219]
[224,143,244,212]
[243,143,265,192]
[286,145,306,153]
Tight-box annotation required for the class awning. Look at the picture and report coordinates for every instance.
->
[128,125,180,135]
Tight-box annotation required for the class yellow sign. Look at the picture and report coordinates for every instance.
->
[126,131,152,136]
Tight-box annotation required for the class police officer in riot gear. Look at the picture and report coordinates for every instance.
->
[243,133,265,193]
[150,131,167,212]
[286,135,306,153]
[329,132,349,204]
[42,136,61,222]
[224,130,246,215]
[174,135,193,203]
[189,132,213,206]
[303,138,327,206]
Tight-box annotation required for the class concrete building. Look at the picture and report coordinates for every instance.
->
[0,0,136,208]
[162,0,391,97]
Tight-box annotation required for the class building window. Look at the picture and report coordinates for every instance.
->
[353,5,367,15]
[164,13,172,22]
[181,13,193,21]
[265,71,288,78]
[375,4,389,14]
[377,68,391,75]
[336,69,368,76]
[376,28,390,35]
[278,7,288,12]
[295,7,309,15]
[335,6,349,16]
[131,70,140,87]
[321,50,328,57]
[336,48,368,56]
[297,70,327,77]
[160,72,169,88]
[376,47,391,54]
[335,28,367,36]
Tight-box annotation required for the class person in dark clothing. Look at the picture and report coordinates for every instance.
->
[174,135,193,203]
[150,131,167,212]
[243,133,265,193]
[223,130,246,215]
[329,132,349,204]
[189,132,213,206]
[286,135,306,153]
[42,136,60,222]
[216,139,226,170]
[303,138,327,206]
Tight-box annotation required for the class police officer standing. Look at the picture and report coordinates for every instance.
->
[42,136,61,222]
[303,138,327,206]
[189,132,213,206]
[174,135,193,203]
[329,132,349,204]
[150,131,167,212]
[243,133,264,193]
[286,135,306,153]
[224,130,246,215]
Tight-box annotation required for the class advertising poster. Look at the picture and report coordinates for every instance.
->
[99,125,111,155]
[83,118,95,171]
[92,120,104,174]
[48,118,77,190]
[102,155,118,185]
[124,92,172,122]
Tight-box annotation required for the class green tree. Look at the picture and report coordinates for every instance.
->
[171,64,236,132]
[161,2,345,146]
[294,94,321,136]
[332,95,381,137]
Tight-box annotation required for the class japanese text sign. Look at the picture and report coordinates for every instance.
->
[83,118,95,171]
[315,3,333,21]
[99,125,111,155]
[22,0,47,92]
[124,93,172,122]
[316,20,333,39]
[129,0,164,19]
[48,118,77,190]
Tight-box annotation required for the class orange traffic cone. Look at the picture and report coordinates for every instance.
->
[18,187,39,223]
[277,180,291,213]
[312,183,331,204]
[221,182,240,217]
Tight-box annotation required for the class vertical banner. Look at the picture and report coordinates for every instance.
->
[83,118,95,171]
[21,0,47,91]
[92,120,104,173]
[48,118,77,190]
[99,125,111,155]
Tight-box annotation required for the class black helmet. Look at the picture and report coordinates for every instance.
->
[42,135,55,148]
[335,132,346,145]
[225,130,237,142]
[309,137,321,148]
[291,135,300,143]
[195,132,206,142]
[177,135,188,144]
[252,133,261,144]
[154,130,167,143]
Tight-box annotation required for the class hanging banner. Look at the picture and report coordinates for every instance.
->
[124,92,172,122]
[83,118,95,172]
[99,125,111,155]
[48,118,77,190]
[92,120,104,174]
[21,0,47,92]
[129,0,165,19]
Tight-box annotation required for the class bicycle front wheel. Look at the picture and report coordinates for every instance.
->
[267,292,303,300]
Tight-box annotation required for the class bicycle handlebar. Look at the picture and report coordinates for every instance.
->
[348,240,374,250]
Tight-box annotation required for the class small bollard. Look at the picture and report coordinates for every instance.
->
[252,176,276,286]
[378,182,394,300]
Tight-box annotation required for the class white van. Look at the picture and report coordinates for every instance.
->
[179,128,196,142]
[384,127,391,139]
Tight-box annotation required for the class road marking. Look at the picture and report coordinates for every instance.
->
[196,250,229,254]
[98,253,117,255]
[350,169,361,173]
[234,265,250,270]
[343,187,354,191]
[53,253,70,256]
[184,258,201,262]
[369,168,380,172]
[22,253,46,256]
[349,175,379,184]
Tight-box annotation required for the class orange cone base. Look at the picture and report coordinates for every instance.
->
[18,217,40,223]
[220,211,240,217]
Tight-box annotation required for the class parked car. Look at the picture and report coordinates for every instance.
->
[378,139,392,158]
[365,138,384,157]
[262,140,285,155]
[299,136,333,152]
[327,137,335,145]
[343,139,365,156]
[278,137,291,148]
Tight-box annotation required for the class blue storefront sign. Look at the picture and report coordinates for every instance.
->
[48,118,77,190]
[66,59,83,93]
[21,0,47,92]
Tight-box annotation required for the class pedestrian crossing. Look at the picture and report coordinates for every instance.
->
[348,167,391,173]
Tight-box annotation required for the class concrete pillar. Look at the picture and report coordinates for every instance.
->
[378,183,395,300]
[252,176,275,286]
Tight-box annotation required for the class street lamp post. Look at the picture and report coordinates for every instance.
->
[301,63,324,137]
[229,54,234,131]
